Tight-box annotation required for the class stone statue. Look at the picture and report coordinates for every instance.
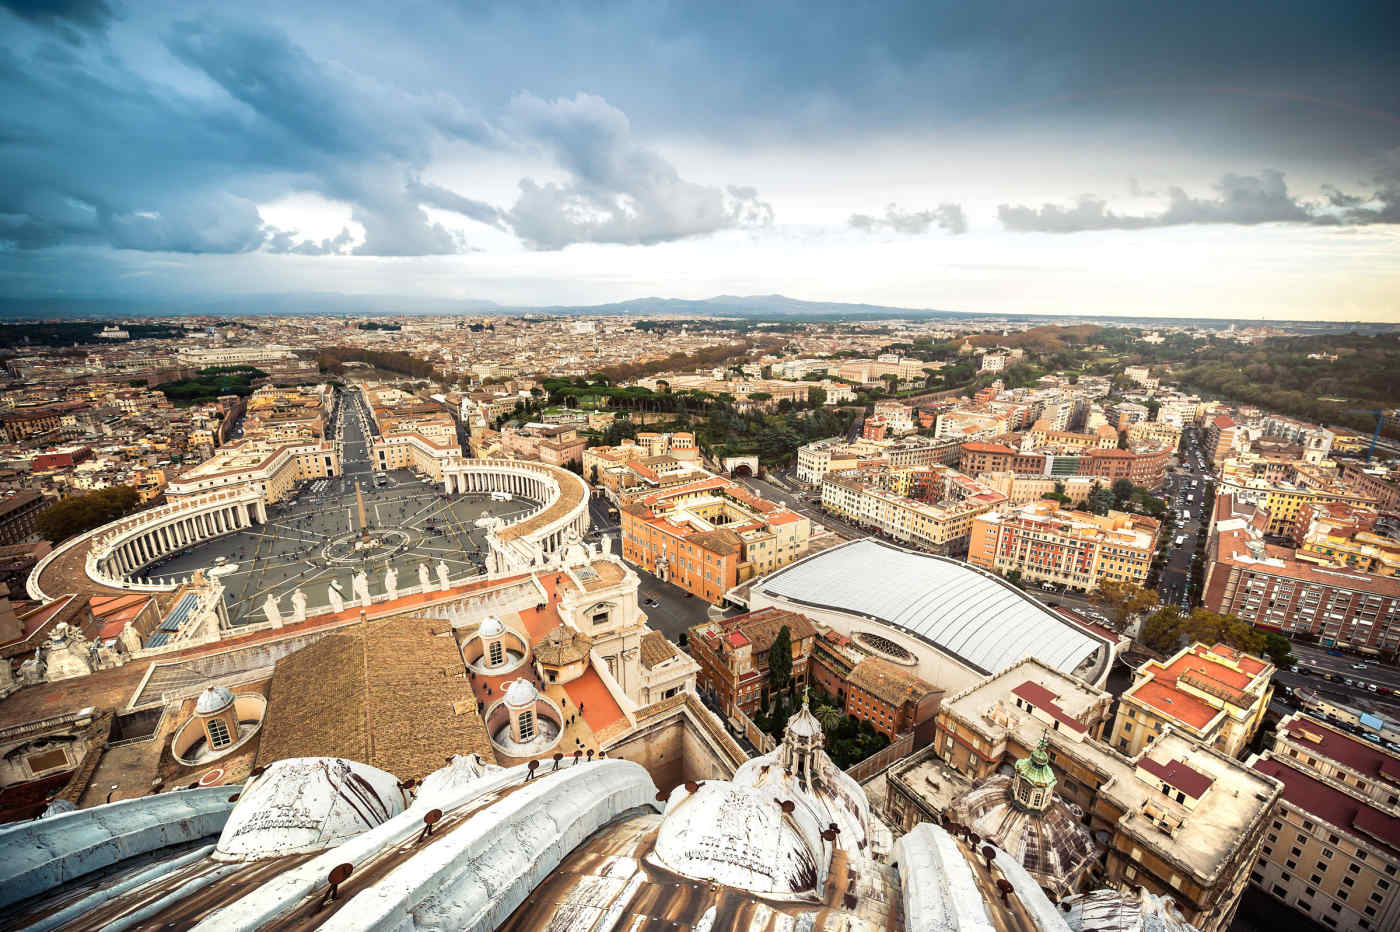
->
[352,570,371,605]
[328,580,345,613]
[19,656,45,685]
[263,594,283,628]
[600,533,613,556]
[42,624,96,681]
[418,562,431,590]
[119,621,143,656]
[436,560,450,590]
[384,566,399,601]
[291,587,308,623]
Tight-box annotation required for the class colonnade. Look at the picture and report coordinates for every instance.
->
[98,498,266,579]
[441,460,591,568]
[444,467,549,500]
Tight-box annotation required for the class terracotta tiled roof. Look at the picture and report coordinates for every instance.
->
[723,607,817,654]
[534,625,591,666]
[257,615,493,780]
[639,631,679,670]
[848,657,932,708]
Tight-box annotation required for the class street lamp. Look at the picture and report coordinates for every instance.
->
[106,784,119,803]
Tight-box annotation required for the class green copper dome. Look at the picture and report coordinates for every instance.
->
[1013,734,1056,790]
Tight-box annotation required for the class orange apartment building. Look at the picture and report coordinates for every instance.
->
[1111,642,1275,759]
[968,499,1160,592]
[620,474,810,602]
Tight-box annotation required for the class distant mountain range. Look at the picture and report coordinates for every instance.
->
[514,294,963,318]
[0,293,1394,333]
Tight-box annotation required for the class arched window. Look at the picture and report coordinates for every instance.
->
[518,708,535,741]
[488,639,504,666]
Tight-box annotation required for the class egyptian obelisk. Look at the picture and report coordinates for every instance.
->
[355,481,369,539]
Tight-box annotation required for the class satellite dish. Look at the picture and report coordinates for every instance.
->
[198,767,225,787]
[328,863,354,886]
[423,808,443,826]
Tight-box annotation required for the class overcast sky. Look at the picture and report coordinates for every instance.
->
[2,0,1398,319]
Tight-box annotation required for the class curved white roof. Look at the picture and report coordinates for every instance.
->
[655,781,825,896]
[213,757,404,862]
[755,539,1104,677]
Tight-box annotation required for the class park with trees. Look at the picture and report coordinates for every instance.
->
[36,485,141,543]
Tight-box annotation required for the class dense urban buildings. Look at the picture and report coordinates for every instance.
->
[1247,712,1400,931]
[819,463,1006,554]
[968,499,1160,591]
[885,656,1282,932]
[1204,492,1400,654]
[620,474,811,602]
[0,309,1396,932]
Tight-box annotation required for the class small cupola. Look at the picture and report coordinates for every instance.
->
[1011,733,1057,812]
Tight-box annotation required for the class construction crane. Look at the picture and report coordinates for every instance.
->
[1344,409,1388,462]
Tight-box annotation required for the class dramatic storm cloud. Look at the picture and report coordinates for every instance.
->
[0,15,769,257]
[0,1,1397,318]
[503,93,772,250]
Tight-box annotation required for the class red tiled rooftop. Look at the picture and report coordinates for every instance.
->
[1133,678,1218,731]
[1282,716,1400,785]
[1254,756,1400,858]
[1139,755,1215,799]
[1011,680,1087,733]
[1158,646,1255,691]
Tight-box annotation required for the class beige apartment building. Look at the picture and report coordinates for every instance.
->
[819,465,1006,554]
[1127,419,1183,452]
[968,499,1159,591]
[1111,642,1274,759]
[1248,712,1400,931]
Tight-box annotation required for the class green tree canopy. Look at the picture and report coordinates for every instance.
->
[768,625,793,699]
[1094,580,1159,630]
[36,486,140,543]
[1264,632,1295,669]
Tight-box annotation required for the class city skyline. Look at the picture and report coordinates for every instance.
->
[1,1,1398,320]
